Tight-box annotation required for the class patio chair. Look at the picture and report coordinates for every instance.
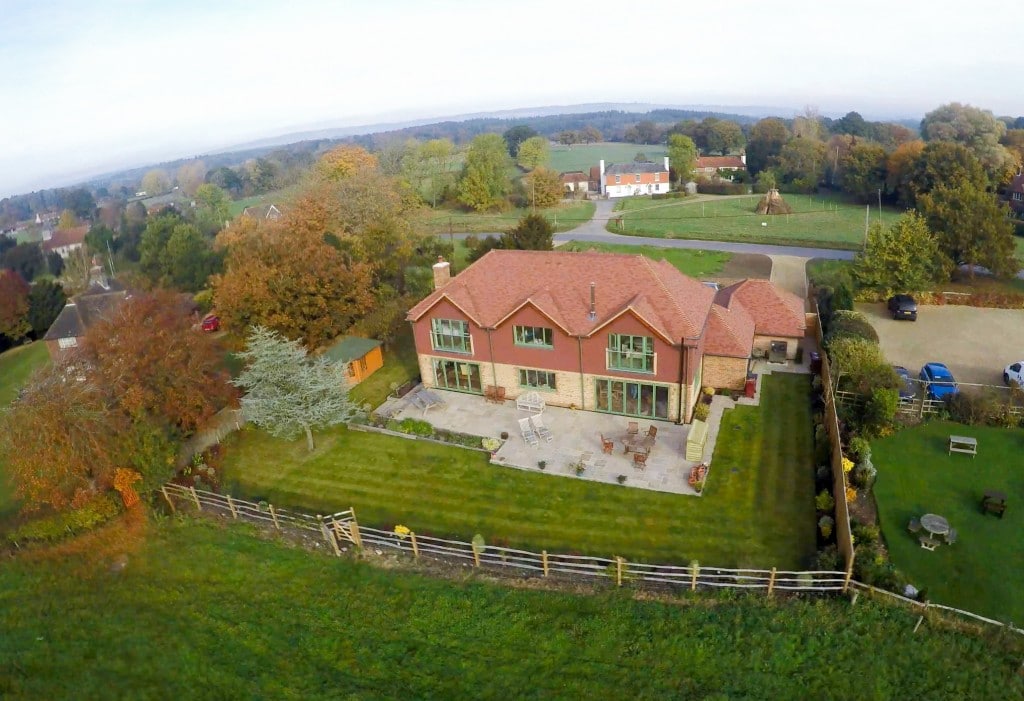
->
[599,433,614,454]
[646,426,658,439]
[518,417,538,447]
[945,528,958,545]
[626,421,639,436]
[632,451,648,470]
[530,413,553,442]
[907,518,921,534]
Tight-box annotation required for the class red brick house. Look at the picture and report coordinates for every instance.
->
[1008,171,1024,216]
[42,278,129,362]
[694,154,747,177]
[406,250,804,423]
[42,225,89,258]
[599,158,671,198]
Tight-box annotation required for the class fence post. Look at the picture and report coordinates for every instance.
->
[410,531,419,560]
[327,528,342,557]
[768,567,777,596]
[268,504,280,530]
[842,559,855,594]
[160,486,176,513]
[913,615,925,633]
[189,486,201,511]
[471,541,481,567]
[691,563,699,591]
[616,557,624,587]
[226,494,238,519]
[317,515,331,550]
[542,550,549,577]
[349,509,363,549]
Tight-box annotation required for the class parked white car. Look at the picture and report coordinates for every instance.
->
[1004,361,1024,387]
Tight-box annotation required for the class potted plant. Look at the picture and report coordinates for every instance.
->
[617,474,627,485]
[500,431,509,440]
[537,460,547,470]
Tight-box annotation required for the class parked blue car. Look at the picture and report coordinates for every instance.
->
[919,362,958,400]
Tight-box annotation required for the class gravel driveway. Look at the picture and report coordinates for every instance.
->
[857,303,1024,386]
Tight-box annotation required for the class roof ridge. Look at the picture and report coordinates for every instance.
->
[643,257,690,334]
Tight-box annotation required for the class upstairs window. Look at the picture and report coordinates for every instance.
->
[514,325,553,348]
[635,174,641,183]
[615,175,621,184]
[607,334,655,373]
[58,337,78,349]
[431,318,471,354]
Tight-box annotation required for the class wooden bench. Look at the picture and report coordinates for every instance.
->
[981,490,1007,518]
[948,435,977,457]
[919,536,940,551]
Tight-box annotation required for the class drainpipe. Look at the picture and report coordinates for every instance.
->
[677,341,688,424]
[577,336,585,410]
[485,328,497,389]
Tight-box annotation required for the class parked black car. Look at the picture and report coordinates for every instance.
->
[887,294,917,321]
[893,366,916,400]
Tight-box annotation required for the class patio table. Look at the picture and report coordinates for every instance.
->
[623,435,655,454]
[920,513,950,537]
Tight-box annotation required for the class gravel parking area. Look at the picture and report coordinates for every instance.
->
[857,303,1024,386]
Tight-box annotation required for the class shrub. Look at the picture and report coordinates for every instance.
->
[818,515,835,539]
[825,310,879,345]
[702,386,715,397]
[847,436,871,463]
[852,522,880,545]
[815,489,835,512]
[397,418,433,437]
[852,458,877,489]
[616,474,627,484]
[538,460,547,470]
[863,388,899,435]
[946,391,1006,426]
[482,437,501,452]
[814,545,841,570]
[6,494,123,545]
[693,403,710,422]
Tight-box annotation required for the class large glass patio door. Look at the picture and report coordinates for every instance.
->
[594,379,669,419]
[432,359,483,394]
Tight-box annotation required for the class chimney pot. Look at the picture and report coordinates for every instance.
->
[588,282,597,321]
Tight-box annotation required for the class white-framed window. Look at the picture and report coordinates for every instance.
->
[615,175,621,184]
[430,318,472,354]
[1014,192,1023,201]
[58,337,78,349]
[513,325,553,348]
[518,368,557,391]
[635,174,641,183]
[654,173,660,182]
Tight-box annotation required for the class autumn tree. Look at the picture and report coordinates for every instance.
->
[503,125,537,157]
[175,160,207,196]
[773,139,828,192]
[458,134,512,212]
[705,120,745,155]
[885,140,925,206]
[853,212,948,295]
[194,182,231,235]
[921,102,1012,177]
[522,167,563,208]
[213,218,374,348]
[556,130,580,146]
[667,134,698,186]
[27,279,67,337]
[746,118,791,175]
[141,168,170,195]
[313,144,378,182]
[580,126,602,143]
[839,143,888,203]
[232,326,359,452]
[57,209,79,230]
[918,182,1018,278]
[517,136,550,170]
[905,141,989,208]
[81,290,235,436]
[0,269,30,340]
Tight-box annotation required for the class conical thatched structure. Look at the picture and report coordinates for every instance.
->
[755,188,793,215]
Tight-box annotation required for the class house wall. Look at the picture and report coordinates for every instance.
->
[702,354,749,390]
[604,170,670,198]
[753,334,801,360]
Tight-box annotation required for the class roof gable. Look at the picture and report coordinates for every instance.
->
[705,298,755,358]
[718,279,805,338]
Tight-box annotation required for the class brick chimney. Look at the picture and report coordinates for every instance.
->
[432,256,451,289]
[663,156,670,172]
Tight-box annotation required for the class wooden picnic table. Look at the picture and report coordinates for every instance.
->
[948,435,977,457]
[623,434,655,454]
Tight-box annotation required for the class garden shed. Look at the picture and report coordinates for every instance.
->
[324,336,384,386]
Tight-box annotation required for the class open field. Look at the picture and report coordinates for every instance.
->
[420,201,595,236]
[872,421,1024,623]
[1,515,1019,698]
[614,193,901,250]
[0,343,50,518]
[548,142,668,174]
[558,241,771,281]
[223,374,816,568]
[228,188,294,218]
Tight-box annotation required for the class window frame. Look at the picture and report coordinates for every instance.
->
[430,318,472,354]
[518,368,557,391]
[58,337,78,349]
[606,333,656,373]
[513,325,553,349]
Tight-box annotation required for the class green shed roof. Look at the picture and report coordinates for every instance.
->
[323,336,382,364]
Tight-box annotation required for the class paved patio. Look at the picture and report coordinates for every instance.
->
[375,338,814,496]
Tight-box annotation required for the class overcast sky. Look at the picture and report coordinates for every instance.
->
[0,0,1020,198]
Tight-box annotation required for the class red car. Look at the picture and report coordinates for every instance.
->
[200,314,220,332]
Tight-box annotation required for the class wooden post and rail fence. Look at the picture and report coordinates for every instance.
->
[158,482,1024,639]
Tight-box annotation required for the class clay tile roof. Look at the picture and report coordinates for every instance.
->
[42,225,88,252]
[695,156,746,169]
[705,295,755,358]
[407,250,717,341]
[718,279,806,338]
[605,161,667,175]
[560,171,588,183]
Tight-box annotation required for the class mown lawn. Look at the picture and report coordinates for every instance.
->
[227,188,294,217]
[548,142,668,174]
[872,421,1024,623]
[560,241,732,278]
[348,328,419,411]
[0,342,51,517]
[222,374,816,569]
[1,516,1020,698]
[420,200,595,236]
[614,192,901,250]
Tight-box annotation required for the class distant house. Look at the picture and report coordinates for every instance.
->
[1008,171,1024,216]
[559,172,590,194]
[42,278,129,362]
[599,158,671,198]
[42,225,89,259]
[240,203,283,222]
[694,154,747,177]
[324,336,384,386]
